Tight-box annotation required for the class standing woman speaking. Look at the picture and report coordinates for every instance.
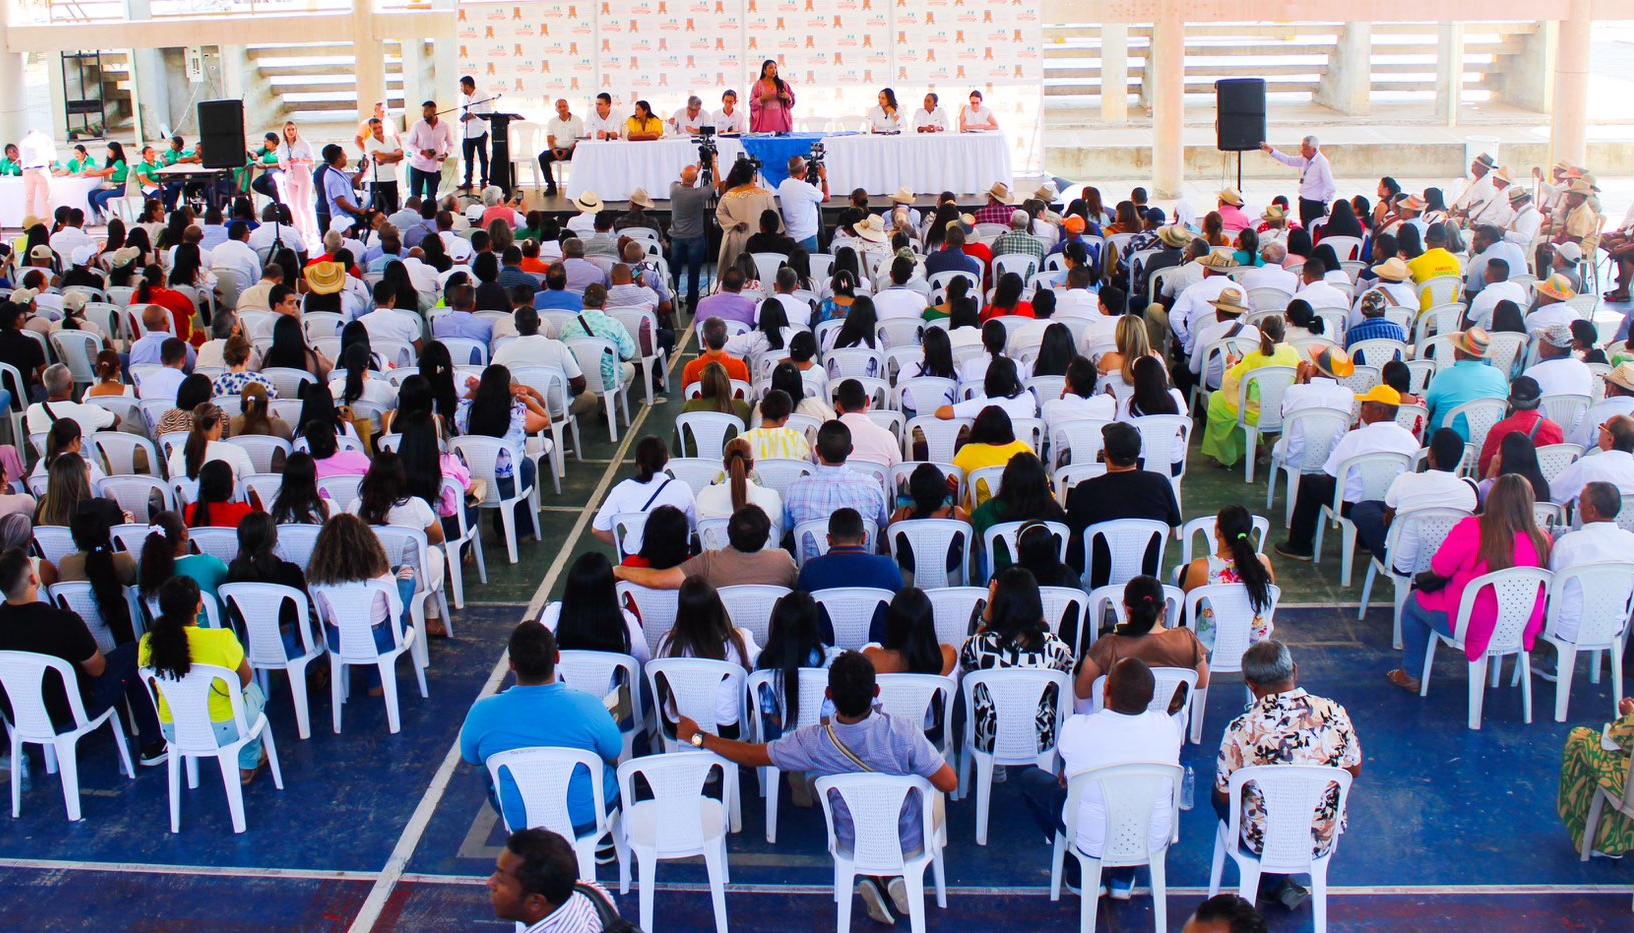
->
[750,59,795,133]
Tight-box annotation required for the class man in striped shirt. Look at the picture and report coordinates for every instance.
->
[489,828,619,932]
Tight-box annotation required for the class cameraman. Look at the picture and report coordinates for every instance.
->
[777,155,828,253]
[669,153,721,310]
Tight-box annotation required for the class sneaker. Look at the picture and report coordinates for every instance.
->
[857,878,895,925]
[1107,875,1136,901]
[1591,849,1625,860]
[1276,879,1311,911]
[138,743,169,767]
[886,877,912,916]
[1273,541,1314,562]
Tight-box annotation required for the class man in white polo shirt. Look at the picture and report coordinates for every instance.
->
[871,256,928,321]
[26,364,117,436]
[1352,427,1476,573]
[777,156,828,254]
[1552,416,1634,508]
[1549,482,1634,645]
[1523,325,1592,399]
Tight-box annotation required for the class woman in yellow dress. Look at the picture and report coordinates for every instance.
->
[1201,310,1298,466]
[715,157,778,272]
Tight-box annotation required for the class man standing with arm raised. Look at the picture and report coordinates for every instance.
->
[1259,135,1334,230]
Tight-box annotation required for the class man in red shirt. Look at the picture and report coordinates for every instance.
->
[1476,375,1563,476]
[681,316,751,390]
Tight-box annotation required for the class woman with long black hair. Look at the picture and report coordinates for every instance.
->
[225,511,310,655]
[267,451,332,524]
[959,567,1074,753]
[1179,505,1277,651]
[59,500,137,645]
[864,586,957,675]
[657,577,759,735]
[753,591,835,740]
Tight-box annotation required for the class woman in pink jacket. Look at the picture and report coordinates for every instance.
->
[1386,473,1550,692]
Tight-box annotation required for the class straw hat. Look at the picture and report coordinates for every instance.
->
[1604,362,1634,394]
[1198,251,1236,270]
[628,187,656,210]
[1356,385,1403,406]
[1373,257,1410,283]
[1033,183,1058,202]
[1472,152,1496,169]
[1157,225,1192,248]
[1537,273,1577,302]
[1399,195,1426,211]
[1566,179,1595,196]
[110,246,140,266]
[304,261,346,296]
[889,187,914,205]
[1492,167,1512,184]
[1452,328,1490,358]
[1218,187,1244,207]
[1309,345,1356,379]
[1507,186,1530,203]
[1208,287,1249,313]
[987,182,1012,203]
[573,191,604,213]
[854,215,887,242]
[1261,204,1285,223]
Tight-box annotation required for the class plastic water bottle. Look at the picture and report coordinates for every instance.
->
[1180,766,1195,811]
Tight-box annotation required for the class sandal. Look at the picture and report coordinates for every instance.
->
[240,751,268,785]
[1385,669,1421,693]
[426,619,449,638]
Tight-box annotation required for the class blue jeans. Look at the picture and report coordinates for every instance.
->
[462,133,489,187]
[1348,499,1389,566]
[1399,593,1455,670]
[408,167,440,203]
[671,235,708,305]
[160,682,268,769]
[325,576,417,687]
[87,185,122,221]
[796,235,819,253]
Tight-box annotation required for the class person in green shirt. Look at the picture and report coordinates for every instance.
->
[56,143,96,175]
[133,145,164,196]
[160,134,198,211]
[240,131,282,201]
[0,144,21,177]
[86,140,130,222]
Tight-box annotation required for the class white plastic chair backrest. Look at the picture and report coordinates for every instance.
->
[754,458,814,498]
[1086,583,1185,631]
[814,773,938,872]
[1236,368,1298,430]
[49,330,100,383]
[644,657,746,735]
[0,650,96,737]
[1546,561,1634,647]
[311,580,404,660]
[663,458,724,496]
[716,585,792,645]
[925,586,985,647]
[617,582,680,657]
[747,667,830,737]
[617,751,730,852]
[273,523,322,570]
[874,673,955,746]
[565,337,619,393]
[793,518,878,567]
[188,527,239,563]
[1453,567,1550,656]
[961,667,1071,763]
[1446,398,1506,451]
[811,587,893,650]
[826,347,885,381]
[96,475,174,519]
[1534,444,1583,485]
[1335,451,1412,506]
[1178,514,1271,566]
[140,663,250,752]
[225,435,292,473]
[1384,508,1469,576]
[1053,463,1107,505]
[439,336,488,367]
[1225,764,1354,872]
[894,376,957,416]
[1050,418,1112,467]
[1247,287,1293,312]
[1063,762,1184,863]
[318,475,363,513]
[49,581,140,654]
[219,582,313,666]
[886,519,971,589]
[1185,583,1281,674]
[1538,394,1591,436]
[1281,407,1351,471]
[555,649,642,734]
[1038,586,1088,644]
[373,525,434,588]
[1128,413,1191,474]
[31,526,75,565]
[485,746,607,835]
[1087,518,1170,587]
[449,436,516,504]
[1418,275,1461,309]
[904,415,970,463]
[674,411,744,459]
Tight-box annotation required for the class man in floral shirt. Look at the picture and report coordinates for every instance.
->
[1214,640,1363,911]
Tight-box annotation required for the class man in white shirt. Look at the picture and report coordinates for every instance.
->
[1465,224,1529,296]
[362,117,404,214]
[834,379,901,467]
[536,98,585,198]
[669,96,707,135]
[1347,257,1417,330]
[1549,482,1634,643]
[403,99,455,203]
[210,221,262,290]
[1242,242,1298,293]
[872,257,928,321]
[1523,325,1593,398]
[136,338,191,401]
[1466,168,1516,229]
[1553,416,1634,507]
[49,213,94,258]
[27,364,117,436]
[1465,260,1527,330]
[1054,266,1099,319]
[493,306,599,416]
[1355,428,1476,573]
[712,90,750,136]
[912,92,951,133]
[769,268,808,323]
[1018,658,1181,898]
[1277,384,1418,560]
[1167,251,1238,356]
[566,192,601,237]
[776,156,828,254]
[1188,287,1259,390]
[1450,152,1498,221]
[1260,134,1335,228]
[1272,345,1356,469]
[1526,275,1580,336]
[1291,256,1348,311]
[1504,187,1544,248]
[584,92,621,141]
[1041,357,1116,428]
[356,281,425,349]
[456,75,492,191]
[18,128,55,221]
[1575,364,1634,449]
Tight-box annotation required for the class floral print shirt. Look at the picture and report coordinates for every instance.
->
[1215,688,1362,857]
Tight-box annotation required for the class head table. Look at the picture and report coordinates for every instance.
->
[0,176,108,228]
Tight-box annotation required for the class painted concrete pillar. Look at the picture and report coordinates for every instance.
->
[124,0,171,139]
[353,0,386,122]
[1315,22,1370,116]
[0,0,29,145]
[1433,23,1463,126]
[1549,2,1590,168]
[1101,23,1128,124]
[1150,4,1184,198]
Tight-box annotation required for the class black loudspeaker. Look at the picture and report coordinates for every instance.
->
[1215,79,1266,152]
[196,99,246,169]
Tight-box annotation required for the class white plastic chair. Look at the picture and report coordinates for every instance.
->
[886,518,973,588]
[485,747,629,887]
[0,650,134,821]
[1444,397,1507,473]
[311,580,428,734]
[1049,762,1183,933]
[811,587,893,650]
[747,667,829,843]
[717,585,791,646]
[187,527,240,564]
[552,649,645,764]
[90,431,161,478]
[925,586,986,649]
[617,582,680,658]
[31,525,76,566]
[663,457,725,495]
[374,523,451,666]
[817,772,948,933]
[218,582,323,740]
[1208,764,1354,933]
[876,672,957,760]
[1419,566,1549,729]
[1356,507,1469,649]
[674,411,744,460]
[903,415,970,463]
[979,519,1069,583]
[451,435,541,564]
[959,668,1071,844]
[139,662,285,833]
[753,458,814,499]
[1186,583,1282,744]
[1236,367,1298,483]
[224,435,292,474]
[617,752,735,933]
[1539,393,1592,438]
[793,517,879,567]
[48,581,144,654]
[567,337,631,442]
[1084,518,1170,589]
[1313,451,1412,586]
[1537,562,1634,722]
[1177,514,1271,565]
[1265,407,1350,525]
[97,475,177,522]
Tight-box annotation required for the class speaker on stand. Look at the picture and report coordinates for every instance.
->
[1214,78,1266,191]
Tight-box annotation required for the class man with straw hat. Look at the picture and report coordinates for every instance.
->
[1187,286,1257,388]
[1465,166,1515,228]
[1348,257,1415,330]
[1503,185,1544,247]
[565,190,602,236]
[883,187,921,233]
[975,182,1015,226]
[1573,362,1634,449]
[1166,249,1239,359]
[1450,152,1498,220]
[1424,327,1508,437]
[1273,344,1357,470]
[1257,203,1291,244]
[1528,274,1579,336]
[1216,187,1250,233]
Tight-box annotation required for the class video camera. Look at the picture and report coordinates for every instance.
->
[806,141,826,182]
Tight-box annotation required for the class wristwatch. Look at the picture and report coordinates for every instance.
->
[689,731,707,749]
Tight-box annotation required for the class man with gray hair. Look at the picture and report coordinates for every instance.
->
[669,95,708,135]
[1241,241,1297,294]
[560,237,608,293]
[1548,482,1634,647]
[1215,639,1362,911]
[1259,134,1334,228]
[25,362,117,436]
[992,208,1046,266]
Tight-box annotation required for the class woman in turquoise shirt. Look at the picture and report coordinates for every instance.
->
[86,140,130,223]
[139,510,230,615]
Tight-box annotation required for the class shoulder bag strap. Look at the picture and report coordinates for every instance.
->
[637,476,673,512]
[825,720,874,772]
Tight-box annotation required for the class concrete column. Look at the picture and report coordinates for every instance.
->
[1149,5,1184,198]
[124,0,171,139]
[430,0,458,109]
[1101,23,1128,125]
[1433,23,1463,127]
[1314,22,1370,116]
[0,1,29,144]
[1549,2,1591,168]
[352,0,386,122]
[1498,22,1555,113]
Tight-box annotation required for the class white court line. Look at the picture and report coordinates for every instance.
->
[347,329,693,933]
[0,856,379,882]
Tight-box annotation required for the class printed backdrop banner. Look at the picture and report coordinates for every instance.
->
[456,0,1043,172]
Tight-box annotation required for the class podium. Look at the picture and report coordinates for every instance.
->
[478,112,526,196]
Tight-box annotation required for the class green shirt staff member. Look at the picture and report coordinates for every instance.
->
[158,134,200,212]
[239,131,283,200]
[133,146,164,194]
[85,141,131,223]
[0,144,21,177]
[55,144,97,175]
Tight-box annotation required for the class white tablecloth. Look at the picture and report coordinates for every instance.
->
[566,138,745,202]
[0,176,106,227]
[822,133,1012,197]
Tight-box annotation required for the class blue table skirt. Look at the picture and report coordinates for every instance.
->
[736,133,844,188]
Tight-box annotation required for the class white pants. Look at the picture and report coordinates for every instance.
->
[22,169,50,221]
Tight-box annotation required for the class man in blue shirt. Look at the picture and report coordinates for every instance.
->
[534,264,584,311]
[460,622,622,834]
[1423,327,1509,439]
[432,281,494,346]
[924,226,983,279]
[797,508,903,643]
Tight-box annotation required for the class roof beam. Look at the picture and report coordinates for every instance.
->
[1,9,455,54]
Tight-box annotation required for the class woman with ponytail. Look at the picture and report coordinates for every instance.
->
[1200,313,1298,468]
[169,403,254,482]
[138,575,269,784]
[1180,505,1277,651]
[695,437,782,533]
[1074,574,1209,710]
[58,501,137,645]
[140,509,228,604]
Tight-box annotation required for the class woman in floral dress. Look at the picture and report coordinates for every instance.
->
[1559,697,1634,857]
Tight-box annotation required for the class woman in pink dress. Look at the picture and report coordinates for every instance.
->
[749,59,795,133]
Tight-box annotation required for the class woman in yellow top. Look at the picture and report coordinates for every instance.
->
[624,100,666,142]
[138,576,269,784]
[1201,313,1299,467]
[951,406,1035,508]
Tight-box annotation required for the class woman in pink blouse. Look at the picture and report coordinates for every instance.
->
[749,59,795,133]
[1386,474,1550,692]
